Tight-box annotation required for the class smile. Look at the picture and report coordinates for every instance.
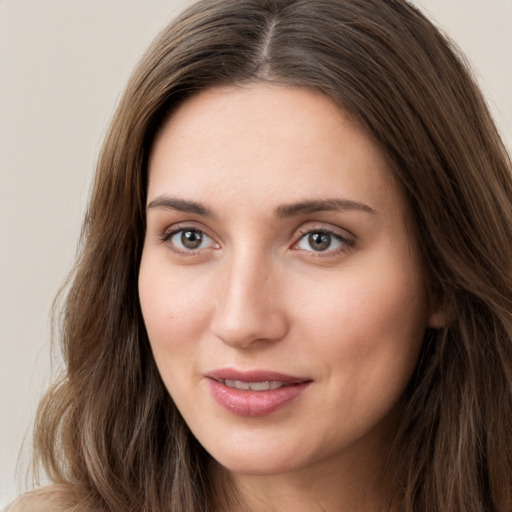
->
[219,379,289,391]
[205,369,312,417]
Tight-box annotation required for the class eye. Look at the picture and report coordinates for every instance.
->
[295,230,352,253]
[164,228,217,252]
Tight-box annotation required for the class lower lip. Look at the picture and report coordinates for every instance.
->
[206,379,311,417]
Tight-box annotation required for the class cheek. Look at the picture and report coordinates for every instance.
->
[138,252,214,363]
[289,255,428,384]
[296,269,425,334]
[286,263,427,444]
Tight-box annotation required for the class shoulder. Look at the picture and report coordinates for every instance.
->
[6,485,83,512]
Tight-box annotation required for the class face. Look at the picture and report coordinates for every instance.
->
[139,84,433,479]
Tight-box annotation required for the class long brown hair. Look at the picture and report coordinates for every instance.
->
[33,1,512,511]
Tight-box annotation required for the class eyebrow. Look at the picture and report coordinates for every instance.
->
[147,196,214,217]
[275,199,377,218]
[146,195,377,218]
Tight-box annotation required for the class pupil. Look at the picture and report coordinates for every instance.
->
[181,230,202,249]
[309,232,330,251]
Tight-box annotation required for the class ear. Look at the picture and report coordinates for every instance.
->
[427,307,448,329]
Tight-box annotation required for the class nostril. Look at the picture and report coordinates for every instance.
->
[210,302,288,348]
[210,261,288,347]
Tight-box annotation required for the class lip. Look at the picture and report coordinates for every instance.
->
[205,368,312,417]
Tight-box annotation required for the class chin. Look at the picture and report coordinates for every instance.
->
[201,435,317,477]
[214,454,301,477]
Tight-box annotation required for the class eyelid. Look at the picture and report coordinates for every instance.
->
[291,223,356,255]
[160,222,220,255]
[160,220,214,240]
[156,220,355,257]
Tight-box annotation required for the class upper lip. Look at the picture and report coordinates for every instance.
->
[205,368,311,384]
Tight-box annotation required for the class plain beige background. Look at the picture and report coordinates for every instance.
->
[1,0,511,507]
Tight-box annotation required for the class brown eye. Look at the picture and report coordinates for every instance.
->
[308,232,331,251]
[181,230,203,249]
[296,230,346,253]
[166,228,216,252]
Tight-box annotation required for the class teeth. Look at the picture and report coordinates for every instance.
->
[224,379,250,390]
[223,379,286,391]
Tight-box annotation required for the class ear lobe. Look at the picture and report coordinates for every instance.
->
[427,308,448,329]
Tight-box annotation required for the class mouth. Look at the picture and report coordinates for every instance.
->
[216,379,292,391]
[205,369,312,417]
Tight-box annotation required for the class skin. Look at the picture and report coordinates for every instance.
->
[139,83,438,511]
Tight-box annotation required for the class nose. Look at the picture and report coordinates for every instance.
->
[210,253,289,348]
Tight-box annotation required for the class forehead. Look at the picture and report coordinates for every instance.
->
[147,83,404,220]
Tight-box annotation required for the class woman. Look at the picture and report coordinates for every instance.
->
[9,0,512,510]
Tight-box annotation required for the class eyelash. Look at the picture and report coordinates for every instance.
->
[160,226,218,256]
[160,225,355,257]
[293,227,355,256]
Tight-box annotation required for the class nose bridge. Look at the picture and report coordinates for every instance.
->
[211,245,287,347]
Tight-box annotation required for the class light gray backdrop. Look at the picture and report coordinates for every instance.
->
[1,0,511,507]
